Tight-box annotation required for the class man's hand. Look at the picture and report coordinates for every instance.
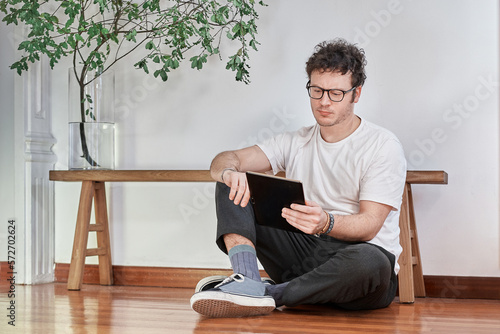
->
[223,170,252,207]
[281,200,328,235]
[211,146,272,207]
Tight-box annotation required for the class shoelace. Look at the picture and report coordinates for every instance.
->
[214,273,244,288]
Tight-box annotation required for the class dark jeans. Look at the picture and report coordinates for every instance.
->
[215,182,398,310]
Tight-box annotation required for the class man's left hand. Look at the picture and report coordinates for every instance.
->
[282,201,328,235]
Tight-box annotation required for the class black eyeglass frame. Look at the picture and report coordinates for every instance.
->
[306,80,357,102]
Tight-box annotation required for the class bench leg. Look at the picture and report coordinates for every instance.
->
[94,182,113,286]
[398,183,415,303]
[68,181,94,291]
[407,185,426,297]
[67,181,113,290]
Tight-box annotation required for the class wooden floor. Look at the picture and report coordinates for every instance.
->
[1,282,500,334]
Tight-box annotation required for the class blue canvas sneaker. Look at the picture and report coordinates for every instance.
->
[195,275,276,293]
[190,273,276,317]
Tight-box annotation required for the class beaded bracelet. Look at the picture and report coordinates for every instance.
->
[324,212,335,235]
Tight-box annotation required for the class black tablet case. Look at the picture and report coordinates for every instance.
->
[246,171,305,232]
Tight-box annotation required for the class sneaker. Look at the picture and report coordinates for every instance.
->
[195,275,276,293]
[195,275,227,293]
[262,277,276,286]
[190,273,276,317]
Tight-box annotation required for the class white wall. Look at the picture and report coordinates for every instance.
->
[47,0,500,276]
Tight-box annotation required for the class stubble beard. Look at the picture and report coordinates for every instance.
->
[314,108,351,128]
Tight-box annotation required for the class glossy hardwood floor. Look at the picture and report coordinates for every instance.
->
[1,282,500,334]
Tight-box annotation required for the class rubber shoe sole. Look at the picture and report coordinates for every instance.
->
[190,290,275,318]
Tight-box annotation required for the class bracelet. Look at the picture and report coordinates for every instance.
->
[324,212,334,235]
[319,211,330,234]
[221,168,236,182]
[314,211,330,237]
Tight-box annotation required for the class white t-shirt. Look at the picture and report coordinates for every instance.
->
[257,118,407,273]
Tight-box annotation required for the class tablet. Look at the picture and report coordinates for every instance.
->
[246,171,305,232]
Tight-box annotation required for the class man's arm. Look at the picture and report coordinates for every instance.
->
[282,200,392,242]
[327,200,392,241]
[210,145,272,207]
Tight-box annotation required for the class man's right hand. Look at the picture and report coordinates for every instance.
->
[210,146,272,207]
[224,170,252,207]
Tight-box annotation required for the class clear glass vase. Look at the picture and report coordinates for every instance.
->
[68,67,115,170]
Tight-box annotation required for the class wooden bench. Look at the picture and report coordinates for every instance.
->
[49,169,448,303]
[398,170,448,303]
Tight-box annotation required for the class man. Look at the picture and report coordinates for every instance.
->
[190,38,407,317]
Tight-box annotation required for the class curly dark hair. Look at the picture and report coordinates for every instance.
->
[306,38,367,88]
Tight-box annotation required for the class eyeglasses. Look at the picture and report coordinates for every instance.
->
[306,81,356,102]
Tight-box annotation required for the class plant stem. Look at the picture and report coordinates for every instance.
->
[78,65,99,167]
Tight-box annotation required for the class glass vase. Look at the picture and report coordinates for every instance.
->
[68,67,115,170]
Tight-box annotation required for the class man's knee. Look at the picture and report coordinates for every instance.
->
[344,243,392,286]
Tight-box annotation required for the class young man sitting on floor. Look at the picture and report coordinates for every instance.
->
[190,38,407,317]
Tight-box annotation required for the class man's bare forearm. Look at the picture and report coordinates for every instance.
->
[325,201,392,242]
[210,146,273,183]
[210,151,240,182]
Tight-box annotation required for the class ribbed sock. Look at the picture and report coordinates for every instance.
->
[228,244,261,281]
[265,282,289,307]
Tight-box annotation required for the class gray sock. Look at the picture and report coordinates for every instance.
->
[265,282,289,307]
[228,244,261,281]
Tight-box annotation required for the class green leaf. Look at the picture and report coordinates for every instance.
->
[75,34,85,43]
[110,34,119,44]
[67,35,76,48]
[125,29,137,42]
[189,56,198,69]
[134,59,149,74]
[159,70,168,81]
[249,39,259,51]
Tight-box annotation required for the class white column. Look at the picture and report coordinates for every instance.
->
[15,57,57,284]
